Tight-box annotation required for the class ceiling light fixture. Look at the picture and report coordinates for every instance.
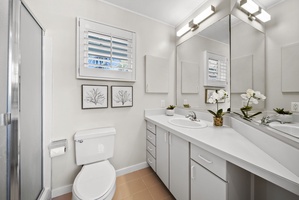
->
[240,0,259,14]
[176,5,215,37]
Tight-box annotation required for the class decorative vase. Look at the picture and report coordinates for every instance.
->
[277,114,293,123]
[213,117,223,126]
[166,109,174,116]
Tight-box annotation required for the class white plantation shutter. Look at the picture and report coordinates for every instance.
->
[77,18,136,81]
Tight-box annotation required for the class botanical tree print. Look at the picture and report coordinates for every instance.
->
[85,88,105,105]
[113,90,132,105]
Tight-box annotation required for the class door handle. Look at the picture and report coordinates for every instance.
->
[0,113,11,126]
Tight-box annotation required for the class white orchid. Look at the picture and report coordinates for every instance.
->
[207,89,229,117]
[241,89,266,105]
[237,89,266,120]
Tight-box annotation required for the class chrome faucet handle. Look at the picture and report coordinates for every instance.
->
[261,116,270,125]
[185,111,197,121]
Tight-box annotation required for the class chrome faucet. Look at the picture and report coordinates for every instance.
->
[261,116,284,125]
[185,111,198,121]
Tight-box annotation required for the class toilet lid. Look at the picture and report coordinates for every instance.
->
[73,160,116,200]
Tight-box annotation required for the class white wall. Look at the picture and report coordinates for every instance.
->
[266,0,299,113]
[23,0,175,191]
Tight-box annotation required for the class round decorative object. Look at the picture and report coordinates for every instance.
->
[277,114,293,123]
[166,109,174,116]
[213,117,223,126]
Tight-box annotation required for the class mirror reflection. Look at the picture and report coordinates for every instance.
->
[230,15,265,112]
[176,0,299,140]
[176,16,230,112]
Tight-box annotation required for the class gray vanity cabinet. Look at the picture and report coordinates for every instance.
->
[190,144,228,200]
[146,122,156,171]
[156,126,189,200]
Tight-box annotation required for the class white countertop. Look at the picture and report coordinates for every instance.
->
[145,113,299,196]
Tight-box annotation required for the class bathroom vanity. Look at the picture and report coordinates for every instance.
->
[145,109,299,200]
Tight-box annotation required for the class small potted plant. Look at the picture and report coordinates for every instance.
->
[273,108,293,123]
[166,105,175,116]
[207,89,229,126]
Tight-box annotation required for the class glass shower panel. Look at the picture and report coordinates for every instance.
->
[0,0,9,199]
[20,5,43,200]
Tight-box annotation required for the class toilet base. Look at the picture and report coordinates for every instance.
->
[72,181,116,200]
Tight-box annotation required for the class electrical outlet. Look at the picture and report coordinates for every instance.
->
[291,102,299,112]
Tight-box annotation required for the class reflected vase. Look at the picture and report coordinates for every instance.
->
[213,117,223,126]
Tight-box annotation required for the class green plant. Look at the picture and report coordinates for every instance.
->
[273,108,292,115]
[183,104,190,108]
[167,105,176,110]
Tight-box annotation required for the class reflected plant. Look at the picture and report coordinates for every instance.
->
[114,90,132,105]
[85,88,105,105]
[234,89,266,120]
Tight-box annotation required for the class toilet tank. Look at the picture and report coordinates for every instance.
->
[74,127,116,165]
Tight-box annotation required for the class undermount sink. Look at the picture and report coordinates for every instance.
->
[168,118,207,129]
[269,123,299,138]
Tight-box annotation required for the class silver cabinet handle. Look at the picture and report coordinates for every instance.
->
[147,158,152,164]
[198,154,213,164]
[147,135,152,139]
[191,165,195,180]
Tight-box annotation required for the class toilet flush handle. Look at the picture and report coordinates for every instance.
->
[76,139,83,143]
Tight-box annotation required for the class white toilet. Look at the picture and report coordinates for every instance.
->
[72,127,116,200]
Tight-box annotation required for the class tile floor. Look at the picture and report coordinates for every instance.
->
[52,167,175,200]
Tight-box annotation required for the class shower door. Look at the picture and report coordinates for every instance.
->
[1,0,44,199]
[0,0,9,199]
[20,4,43,199]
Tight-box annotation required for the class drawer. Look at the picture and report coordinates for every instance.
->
[191,144,227,181]
[146,151,156,172]
[146,140,156,158]
[146,121,156,134]
[146,130,156,145]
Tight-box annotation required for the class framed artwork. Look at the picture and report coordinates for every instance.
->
[111,86,133,108]
[205,89,225,104]
[81,85,108,109]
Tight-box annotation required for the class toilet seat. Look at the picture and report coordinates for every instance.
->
[73,160,116,200]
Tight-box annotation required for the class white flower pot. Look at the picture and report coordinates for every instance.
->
[166,109,174,116]
[277,114,293,123]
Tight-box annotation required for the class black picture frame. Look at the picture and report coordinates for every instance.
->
[111,86,133,108]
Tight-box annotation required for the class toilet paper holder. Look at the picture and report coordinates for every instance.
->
[49,139,68,158]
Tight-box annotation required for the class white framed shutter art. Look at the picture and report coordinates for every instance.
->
[77,17,136,82]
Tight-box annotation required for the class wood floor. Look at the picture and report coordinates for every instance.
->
[52,167,175,200]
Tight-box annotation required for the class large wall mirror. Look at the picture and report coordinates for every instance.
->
[230,15,265,112]
[176,0,299,142]
[176,15,230,112]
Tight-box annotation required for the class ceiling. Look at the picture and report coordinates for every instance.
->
[99,0,284,27]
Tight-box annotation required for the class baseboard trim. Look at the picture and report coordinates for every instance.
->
[51,184,72,198]
[116,162,149,177]
[51,162,149,198]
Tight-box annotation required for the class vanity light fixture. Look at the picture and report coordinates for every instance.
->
[239,0,271,23]
[193,5,215,24]
[240,0,259,14]
[176,24,191,37]
[255,9,271,22]
[176,5,215,37]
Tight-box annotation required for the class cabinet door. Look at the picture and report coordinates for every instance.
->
[169,133,189,200]
[191,160,227,200]
[156,127,169,188]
